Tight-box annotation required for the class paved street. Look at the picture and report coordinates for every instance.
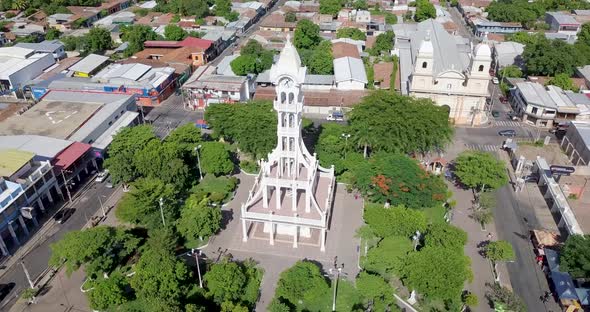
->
[0,181,120,311]
[202,173,364,311]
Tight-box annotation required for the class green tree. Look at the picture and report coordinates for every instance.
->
[315,122,352,173]
[308,40,334,75]
[87,271,131,311]
[486,282,526,312]
[579,23,590,47]
[115,177,179,230]
[204,259,263,307]
[268,299,291,312]
[131,230,191,307]
[414,0,436,22]
[424,222,468,251]
[363,203,428,237]
[348,90,452,155]
[356,272,395,311]
[352,154,448,208]
[176,195,222,246]
[284,11,296,23]
[547,73,580,92]
[506,31,543,46]
[214,0,232,16]
[557,235,590,278]
[45,28,62,40]
[275,260,330,306]
[499,65,523,78]
[205,100,276,159]
[454,151,509,194]
[402,246,472,301]
[12,0,28,10]
[484,240,515,262]
[319,0,343,15]
[294,19,321,50]
[486,0,541,24]
[134,140,191,189]
[199,141,234,176]
[353,0,367,9]
[363,235,414,276]
[336,27,366,40]
[165,123,203,155]
[120,24,158,56]
[230,40,273,76]
[384,12,398,24]
[369,30,394,56]
[84,27,113,53]
[49,226,140,279]
[164,24,187,41]
[524,37,588,76]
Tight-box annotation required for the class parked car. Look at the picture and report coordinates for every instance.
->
[105,180,113,189]
[326,111,344,121]
[54,208,75,224]
[95,170,109,183]
[498,129,516,137]
[492,77,499,84]
[492,110,500,118]
[507,112,520,121]
[0,283,15,301]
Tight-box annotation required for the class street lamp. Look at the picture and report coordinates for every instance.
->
[159,197,166,227]
[341,133,351,159]
[191,249,203,288]
[60,169,73,204]
[325,256,346,312]
[195,145,203,181]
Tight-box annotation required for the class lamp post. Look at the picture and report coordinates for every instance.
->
[159,197,166,227]
[195,145,203,181]
[341,133,351,159]
[60,170,73,204]
[191,249,203,288]
[325,256,345,312]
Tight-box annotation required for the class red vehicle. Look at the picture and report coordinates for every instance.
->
[195,119,210,129]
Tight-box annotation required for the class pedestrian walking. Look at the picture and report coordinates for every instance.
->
[487,232,493,240]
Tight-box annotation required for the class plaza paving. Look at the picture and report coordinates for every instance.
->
[203,172,364,311]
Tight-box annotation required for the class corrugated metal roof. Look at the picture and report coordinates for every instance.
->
[0,149,34,177]
[334,57,367,84]
[92,111,139,150]
[53,142,91,170]
[68,54,109,74]
[516,82,556,109]
[304,75,334,85]
[0,135,72,160]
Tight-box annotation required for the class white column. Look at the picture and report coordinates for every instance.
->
[291,186,297,212]
[84,166,89,174]
[0,236,8,256]
[46,190,54,203]
[320,228,326,252]
[269,221,274,245]
[275,186,281,210]
[263,185,268,208]
[305,185,311,213]
[8,222,20,246]
[241,218,248,242]
[36,198,45,213]
[55,184,63,196]
[293,214,298,248]
[91,158,98,170]
[18,216,29,236]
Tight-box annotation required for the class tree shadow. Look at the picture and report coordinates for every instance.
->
[36,285,52,297]
[220,209,234,230]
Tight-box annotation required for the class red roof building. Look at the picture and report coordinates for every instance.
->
[142,37,215,67]
[53,142,92,171]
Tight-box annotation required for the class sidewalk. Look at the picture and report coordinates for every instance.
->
[8,186,124,312]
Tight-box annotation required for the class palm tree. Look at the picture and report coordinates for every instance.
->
[352,123,375,158]
[12,0,28,11]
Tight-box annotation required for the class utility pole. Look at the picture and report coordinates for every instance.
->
[327,256,345,312]
[195,145,203,181]
[159,197,166,227]
[21,261,34,289]
[341,133,351,159]
[97,195,106,217]
[61,170,72,204]
[192,249,203,288]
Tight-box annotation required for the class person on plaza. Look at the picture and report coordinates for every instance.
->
[487,232,493,240]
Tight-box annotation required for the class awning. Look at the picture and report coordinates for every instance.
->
[551,271,579,301]
[545,248,560,272]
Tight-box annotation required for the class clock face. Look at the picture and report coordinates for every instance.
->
[280,78,293,88]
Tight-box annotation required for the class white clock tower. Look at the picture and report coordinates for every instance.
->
[240,37,336,251]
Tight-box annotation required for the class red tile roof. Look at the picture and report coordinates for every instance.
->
[53,142,91,170]
[144,40,182,48]
[179,37,213,49]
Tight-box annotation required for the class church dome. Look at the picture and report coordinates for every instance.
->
[474,42,492,58]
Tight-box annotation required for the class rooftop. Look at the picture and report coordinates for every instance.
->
[515,82,556,109]
[15,40,64,52]
[334,56,368,84]
[68,53,109,74]
[0,149,34,178]
[546,12,580,25]
[53,142,91,170]
[332,42,361,59]
[0,47,52,80]
[0,135,72,160]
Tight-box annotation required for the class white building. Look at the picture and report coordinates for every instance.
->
[0,47,55,97]
[397,19,492,125]
[241,39,336,250]
[15,40,67,60]
[334,57,367,90]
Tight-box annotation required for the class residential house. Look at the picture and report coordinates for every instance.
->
[47,14,76,31]
[545,12,581,35]
[561,121,590,167]
[259,12,297,32]
[397,19,491,125]
[469,17,524,37]
[333,57,367,90]
[576,65,590,89]
[332,42,361,59]
[15,40,66,61]
[510,82,561,127]
[143,37,215,67]
[493,41,525,69]
[10,22,45,38]
[373,62,394,90]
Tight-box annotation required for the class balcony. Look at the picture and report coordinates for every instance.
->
[14,161,52,189]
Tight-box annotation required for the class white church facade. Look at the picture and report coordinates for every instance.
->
[397,19,492,126]
[240,38,336,251]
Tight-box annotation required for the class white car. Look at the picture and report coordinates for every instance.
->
[492,77,499,84]
[95,170,109,183]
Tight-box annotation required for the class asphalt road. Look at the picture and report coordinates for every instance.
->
[0,181,116,310]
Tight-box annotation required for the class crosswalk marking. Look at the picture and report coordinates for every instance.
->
[464,144,501,152]
[492,120,522,127]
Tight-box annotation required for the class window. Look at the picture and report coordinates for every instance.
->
[478,65,484,72]
[531,107,538,115]
[422,62,427,69]
[447,84,452,90]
